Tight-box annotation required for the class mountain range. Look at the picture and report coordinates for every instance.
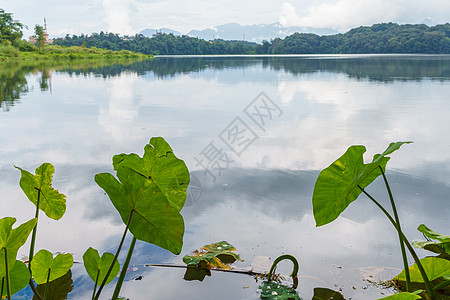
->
[139,22,338,42]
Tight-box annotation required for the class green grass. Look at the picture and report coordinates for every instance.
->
[0,44,151,61]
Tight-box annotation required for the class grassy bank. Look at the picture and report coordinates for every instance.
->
[0,44,151,61]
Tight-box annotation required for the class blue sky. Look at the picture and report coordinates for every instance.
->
[1,0,449,38]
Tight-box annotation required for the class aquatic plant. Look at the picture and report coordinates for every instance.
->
[312,142,446,299]
[93,137,190,300]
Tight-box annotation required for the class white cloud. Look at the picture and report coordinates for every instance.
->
[280,0,450,32]
[102,0,134,34]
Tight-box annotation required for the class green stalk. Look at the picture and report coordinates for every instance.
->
[43,269,51,300]
[358,186,436,300]
[29,188,41,268]
[112,236,137,300]
[4,248,11,300]
[1,277,4,298]
[93,209,134,300]
[267,254,299,289]
[379,166,411,292]
[92,270,100,300]
[29,188,43,300]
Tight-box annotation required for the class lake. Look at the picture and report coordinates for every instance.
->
[1,54,450,299]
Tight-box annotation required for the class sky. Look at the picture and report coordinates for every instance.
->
[1,0,449,38]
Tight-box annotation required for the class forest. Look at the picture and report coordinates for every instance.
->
[52,22,450,55]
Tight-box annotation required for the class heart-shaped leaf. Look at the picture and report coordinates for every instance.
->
[95,171,184,255]
[395,257,450,283]
[30,249,73,284]
[312,142,411,226]
[0,217,37,278]
[83,247,120,286]
[112,137,190,211]
[0,260,30,297]
[33,269,73,300]
[15,163,66,220]
[183,241,241,270]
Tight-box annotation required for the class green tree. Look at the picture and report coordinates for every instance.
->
[34,24,45,50]
[0,9,26,46]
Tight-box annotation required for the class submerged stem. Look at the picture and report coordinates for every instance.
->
[358,185,436,300]
[112,236,137,300]
[379,166,411,292]
[93,209,134,300]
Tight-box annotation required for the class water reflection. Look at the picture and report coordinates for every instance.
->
[0,55,449,299]
[2,55,450,107]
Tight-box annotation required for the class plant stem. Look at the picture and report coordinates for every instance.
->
[4,248,11,300]
[29,188,41,269]
[358,186,436,300]
[1,277,4,298]
[92,270,100,300]
[93,209,134,300]
[43,269,51,300]
[112,236,137,300]
[379,166,411,292]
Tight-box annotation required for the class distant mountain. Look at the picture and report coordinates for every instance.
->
[140,28,182,37]
[139,22,338,42]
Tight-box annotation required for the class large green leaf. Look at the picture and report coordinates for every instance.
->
[0,260,30,297]
[33,269,73,300]
[112,137,190,211]
[395,257,450,282]
[0,217,37,278]
[312,142,411,226]
[15,163,66,220]
[413,225,450,260]
[83,247,120,286]
[95,171,184,255]
[30,249,73,284]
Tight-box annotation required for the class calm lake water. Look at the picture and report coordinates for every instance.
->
[1,55,450,299]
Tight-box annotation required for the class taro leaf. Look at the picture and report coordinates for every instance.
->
[312,287,345,300]
[394,257,450,295]
[95,171,184,255]
[15,163,66,220]
[30,249,73,284]
[183,241,240,270]
[0,260,30,297]
[258,281,300,300]
[111,137,190,211]
[378,292,422,299]
[33,270,73,300]
[413,225,450,260]
[0,217,37,279]
[83,247,120,286]
[312,142,411,227]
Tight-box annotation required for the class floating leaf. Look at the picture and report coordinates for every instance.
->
[413,225,450,260]
[30,249,73,284]
[112,137,190,211]
[0,217,37,279]
[183,241,241,270]
[0,260,30,297]
[312,287,345,300]
[258,281,300,300]
[95,171,184,255]
[15,163,66,220]
[83,247,120,286]
[183,266,211,282]
[33,269,73,300]
[312,142,411,226]
[378,292,422,299]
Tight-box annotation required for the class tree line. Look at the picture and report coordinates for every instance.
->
[52,23,450,55]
